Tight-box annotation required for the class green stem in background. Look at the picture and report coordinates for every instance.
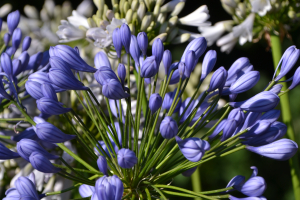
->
[270,35,300,200]
[191,167,202,200]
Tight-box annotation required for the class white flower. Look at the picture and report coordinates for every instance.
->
[232,13,255,45]
[179,29,201,41]
[0,3,12,18]
[217,32,238,53]
[76,0,94,17]
[67,10,89,28]
[57,20,86,43]
[250,0,271,16]
[106,18,127,34]
[199,20,234,46]
[161,0,186,13]
[178,5,211,27]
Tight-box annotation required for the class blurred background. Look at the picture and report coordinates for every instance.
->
[1,0,300,199]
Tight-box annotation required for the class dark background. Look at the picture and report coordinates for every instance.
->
[1,0,300,199]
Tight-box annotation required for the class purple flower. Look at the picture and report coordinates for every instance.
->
[37,97,71,115]
[117,148,138,168]
[0,142,20,160]
[178,62,185,78]
[137,32,148,56]
[240,176,266,197]
[242,121,271,139]
[41,83,58,101]
[1,52,13,78]
[289,66,300,90]
[163,50,172,75]
[12,28,22,50]
[162,89,182,113]
[221,119,237,141]
[94,51,111,69]
[241,112,262,131]
[120,24,131,53]
[149,93,162,113]
[209,119,227,140]
[29,152,61,173]
[4,188,20,199]
[102,79,129,100]
[229,91,279,112]
[79,185,95,198]
[160,116,178,139]
[113,28,122,58]
[152,38,164,65]
[226,175,246,191]
[95,175,124,200]
[97,156,108,175]
[3,33,11,46]
[246,139,298,161]
[7,10,20,34]
[207,67,228,94]
[28,72,64,93]
[200,50,217,82]
[25,52,43,70]
[11,127,38,142]
[269,84,283,94]
[229,71,260,94]
[228,108,245,126]
[118,63,126,85]
[22,36,32,52]
[36,122,76,143]
[184,50,196,78]
[14,51,29,76]
[94,66,119,86]
[140,55,159,78]
[25,81,43,100]
[130,35,141,65]
[181,37,207,64]
[15,176,39,200]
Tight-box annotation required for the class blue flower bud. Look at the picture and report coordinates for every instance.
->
[28,72,64,93]
[182,167,197,177]
[11,127,38,142]
[207,67,228,94]
[29,152,61,173]
[230,71,260,94]
[181,37,207,64]
[246,138,298,161]
[79,185,95,198]
[12,59,21,77]
[4,188,20,199]
[22,36,31,52]
[209,119,227,140]
[130,35,140,65]
[14,51,29,76]
[226,175,245,192]
[94,51,111,69]
[95,175,124,200]
[200,50,217,82]
[221,119,237,141]
[176,136,210,162]
[226,57,252,87]
[228,108,245,126]
[15,176,39,200]
[25,52,43,71]
[117,148,138,168]
[94,66,119,86]
[41,83,58,101]
[152,38,164,65]
[274,46,300,81]
[113,28,122,58]
[1,52,13,78]
[149,93,162,113]
[229,195,266,200]
[25,80,43,99]
[17,139,58,162]
[49,68,88,91]
[269,84,283,94]
[160,116,178,139]
[140,55,159,78]
[240,176,266,197]
[184,51,196,78]
[137,32,148,57]
[289,66,300,90]
[120,24,131,53]
[163,50,172,75]
[36,122,76,143]
[229,91,280,112]
[118,63,126,84]
[7,10,20,34]
[256,109,281,125]
[178,62,185,79]
[50,45,96,72]
[95,141,119,157]
[168,62,185,85]
[97,156,108,175]
[0,142,20,160]
[162,90,182,113]
[241,112,262,131]
[242,121,271,139]
[3,33,11,46]
[12,28,22,50]
[37,97,71,115]
[102,79,129,100]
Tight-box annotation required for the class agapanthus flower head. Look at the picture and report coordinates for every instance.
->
[137,32,148,56]
[229,195,267,200]
[7,10,20,34]
[15,176,39,200]
[160,116,178,139]
[95,175,124,200]
[140,55,159,78]
[184,50,196,78]
[29,152,61,173]
[240,176,266,197]
[162,89,182,112]
[181,37,207,64]
[228,108,245,126]
[120,23,131,53]
[0,142,20,160]
[117,148,138,168]
[209,119,227,140]
[11,127,38,142]
[149,93,163,114]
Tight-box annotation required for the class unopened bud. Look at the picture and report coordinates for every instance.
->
[159,22,168,34]
[167,27,179,42]
[128,23,135,34]
[171,33,190,44]
[137,2,146,21]
[150,33,167,45]
[131,0,139,11]
[141,13,153,31]
[156,0,165,6]
[123,2,130,14]
[171,2,185,17]
[153,4,160,18]
[125,9,133,23]
[102,4,109,20]
[168,16,178,27]
[236,2,246,18]
[94,0,105,16]
[157,13,167,24]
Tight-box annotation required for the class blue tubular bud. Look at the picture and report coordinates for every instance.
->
[37,97,71,115]
[182,167,197,177]
[94,51,111,69]
[240,176,266,197]
[36,122,76,143]
[200,50,217,82]
[241,112,262,131]
[29,152,61,173]
[15,176,39,200]
[246,138,298,161]
[289,66,300,90]
[256,109,281,125]
[118,63,126,84]
[242,121,271,139]
[102,79,129,100]
[97,156,108,175]
[4,188,20,199]
[16,139,59,162]
[94,66,119,86]
[12,28,22,50]
[113,28,122,58]
[176,136,210,162]
[0,142,20,160]
[1,52,13,78]
[95,175,124,200]
[221,119,237,141]
[7,10,20,34]
[41,83,58,101]
[168,62,186,85]
[162,90,182,113]
[140,56,159,78]
[208,119,227,140]
[117,148,138,168]
[269,84,283,94]
[50,45,96,72]
[11,127,38,142]
[228,108,245,126]
[28,72,64,93]
[181,37,207,63]
[149,93,163,114]
[226,175,246,192]
[22,36,32,52]
[274,46,300,81]
[230,71,260,94]
[26,52,43,70]
[184,50,196,78]
[79,185,95,198]
[160,116,178,139]
[12,59,21,77]
[120,24,131,53]
[163,50,172,75]
[3,33,11,46]
[25,80,43,99]
[226,57,252,87]
[152,38,164,65]
[207,67,228,94]
[137,32,148,56]
[178,62,185,78]
[229,196,266,200]
[229,91,280,112]
[15,51,29,76]
[130,35,140,65]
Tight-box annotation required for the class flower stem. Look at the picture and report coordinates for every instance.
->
[271,35,300,200]
[191,167,202,200]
